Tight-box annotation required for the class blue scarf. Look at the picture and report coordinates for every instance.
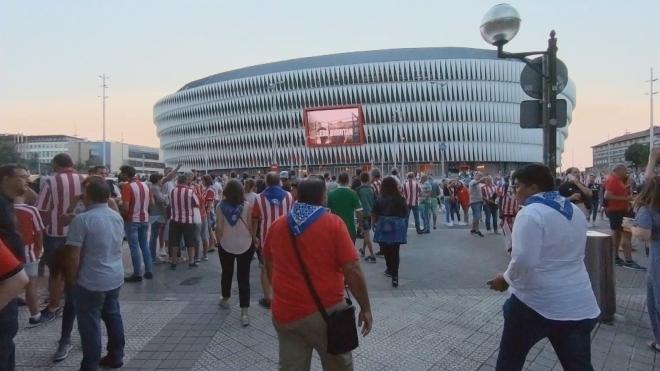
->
[524,191,573,220]
[220,200,243,226]
[288,202,326,236]
[262,186,286,206]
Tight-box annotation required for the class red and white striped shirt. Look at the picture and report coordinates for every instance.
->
[14,204,45,263]
[37,170,84,237]
[372,178,382,196]
[500,194,520,218]
[169,185,199,224]
[121,179,150,223]
[402,179,421,207]
[251,190,294,247]
[481,185,498,203]
[203,187,216,215]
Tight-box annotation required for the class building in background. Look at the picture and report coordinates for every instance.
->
[592,126,660,171]
[0,133,163,175]
[154,47,577,174]
[68,141,164,175]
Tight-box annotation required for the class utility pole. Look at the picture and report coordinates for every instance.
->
[99,73,109,167]
[647,68,658,151]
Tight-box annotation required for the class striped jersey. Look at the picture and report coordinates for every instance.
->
[481,185,498,202]
[203,186,216,215]
[121,179,150,223]
[372,178,382,196]
[500,194,520,218]
[402,179,421,207]
[36,170,84,237]
[251,190,294,247]
[14,204,45,263]
[169,185,199,224]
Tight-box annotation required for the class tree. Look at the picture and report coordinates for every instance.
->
[625,143,650,169]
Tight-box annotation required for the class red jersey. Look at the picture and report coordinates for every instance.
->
[121,179,150,223]
[14,204,45,263]
[0,239,22,281]
[263,212,358,324]
[169,185,199,224]
[36,169,84,237]
[402,179,421,207]
[604,175,629,212]
[203,187,216,215]
[251,191,294,246]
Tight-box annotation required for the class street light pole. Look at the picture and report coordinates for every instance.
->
[99,73,109,167]
[481,4,560,173]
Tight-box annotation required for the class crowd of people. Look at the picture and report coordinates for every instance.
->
[1,150,660,370]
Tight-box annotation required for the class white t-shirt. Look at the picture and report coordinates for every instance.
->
[245,192,258,209]
[216,201,252,255]
[504,198,600,321]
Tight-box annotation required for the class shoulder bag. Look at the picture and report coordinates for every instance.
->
[287,229,359,355]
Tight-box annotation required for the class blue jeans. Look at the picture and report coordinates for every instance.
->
[420,201,431,232]
[408,205,422,232]
[483,203,498,233]
[73,285,125,371]
[0,298,18,370]
[450,201,461,222]
[125,222,151,276]
[149,220,164,262]
[647,247,660,345]
[444,198,453,224]
[470,202,483,222]
[60,287,76,345]
[496,295,597,371]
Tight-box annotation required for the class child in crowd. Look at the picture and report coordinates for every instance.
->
[499,185,520,254]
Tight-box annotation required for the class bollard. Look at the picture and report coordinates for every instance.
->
[584,230,616,323]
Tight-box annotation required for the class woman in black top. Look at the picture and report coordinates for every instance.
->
[371,176,409,287]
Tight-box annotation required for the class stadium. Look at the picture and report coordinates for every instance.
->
[153,47,576,174]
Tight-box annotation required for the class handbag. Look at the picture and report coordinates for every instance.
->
[287,229,359,355]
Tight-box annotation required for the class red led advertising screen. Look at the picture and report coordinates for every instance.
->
[304,105,366,147]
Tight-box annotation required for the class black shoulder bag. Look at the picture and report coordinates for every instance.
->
[287,229,359,355]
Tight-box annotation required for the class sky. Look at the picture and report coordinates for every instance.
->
[1,0,658,169]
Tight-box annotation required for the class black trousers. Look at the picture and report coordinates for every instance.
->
[219,246,255,308]
[496,295,597,371]
[380,243,400,277]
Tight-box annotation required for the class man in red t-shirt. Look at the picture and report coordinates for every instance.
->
[604,164,643,269]
[264,177,372,370]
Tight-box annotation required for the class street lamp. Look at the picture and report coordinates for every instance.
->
[480,3,560,173]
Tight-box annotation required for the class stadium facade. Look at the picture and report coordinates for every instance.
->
[153,47,575,173]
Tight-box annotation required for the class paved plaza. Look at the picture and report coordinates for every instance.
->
[14,221,659,371]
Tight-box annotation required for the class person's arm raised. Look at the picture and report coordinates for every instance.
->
[646,148,660,180]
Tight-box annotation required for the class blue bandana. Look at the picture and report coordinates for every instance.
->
[287,202,326,236]
[262,186,286,206]
[524,191,573,220]
[220,200,243,226]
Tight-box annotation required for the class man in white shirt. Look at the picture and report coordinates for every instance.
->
[487,163,600,371]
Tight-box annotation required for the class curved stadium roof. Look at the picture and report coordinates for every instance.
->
[179,47,499,91]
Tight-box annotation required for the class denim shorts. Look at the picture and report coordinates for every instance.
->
[470,202,483,220]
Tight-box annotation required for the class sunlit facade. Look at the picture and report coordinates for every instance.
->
[154,47,576,172]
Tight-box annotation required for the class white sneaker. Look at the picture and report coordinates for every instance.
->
[448,222,454,227]
[241,314,250,327]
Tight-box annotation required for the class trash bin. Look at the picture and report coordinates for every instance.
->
[584,230,616,323]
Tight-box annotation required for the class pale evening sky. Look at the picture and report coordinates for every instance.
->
[1,0,658,169]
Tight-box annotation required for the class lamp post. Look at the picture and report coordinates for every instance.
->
[480,3,559,173]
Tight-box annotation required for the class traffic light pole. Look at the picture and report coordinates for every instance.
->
[544,31,558,174]
[497,30,559,174]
